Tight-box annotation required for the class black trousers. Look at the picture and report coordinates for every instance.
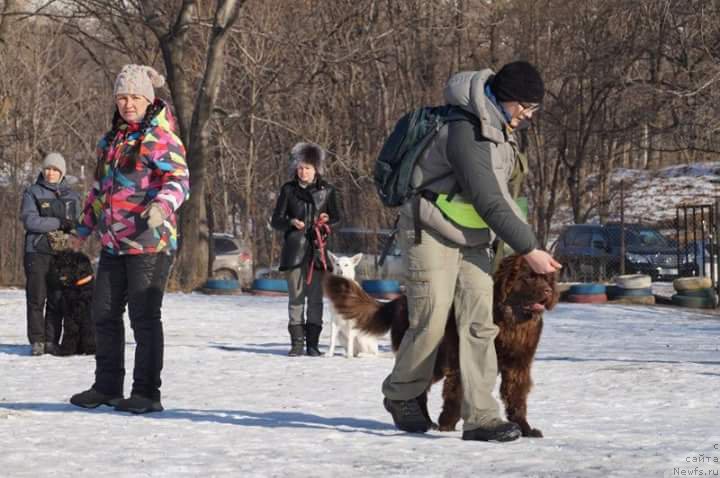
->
[24,253,63,345]
[92,251,172,400]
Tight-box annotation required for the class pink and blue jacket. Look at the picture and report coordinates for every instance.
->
[76,101,190,255]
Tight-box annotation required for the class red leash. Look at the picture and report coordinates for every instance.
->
[306,217,331,285]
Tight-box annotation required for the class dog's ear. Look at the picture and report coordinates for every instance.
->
[545,272,560,310]
[351,253,363,266]
[328,251,338,264]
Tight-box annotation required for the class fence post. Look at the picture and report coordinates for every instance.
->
[716,199,720,301]
[676,207,681,281]
[620,179,625,275]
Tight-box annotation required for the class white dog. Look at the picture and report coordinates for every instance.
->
[326,252,379,358]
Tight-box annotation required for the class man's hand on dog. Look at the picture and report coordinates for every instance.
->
[523,249,562,274]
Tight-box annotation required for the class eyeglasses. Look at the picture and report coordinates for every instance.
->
[519,102,541,114]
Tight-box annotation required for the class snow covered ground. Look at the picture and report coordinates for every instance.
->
[1,289,719,478]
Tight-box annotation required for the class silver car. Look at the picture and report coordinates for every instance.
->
[211,233,253,288]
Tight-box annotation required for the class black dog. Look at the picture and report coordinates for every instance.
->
[49,251,96,356]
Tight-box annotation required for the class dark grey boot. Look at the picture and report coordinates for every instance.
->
[288,324,305,356]
[305,324,322,357]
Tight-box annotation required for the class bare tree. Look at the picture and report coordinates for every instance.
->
[139,0,245,290]
[16,0,247,290]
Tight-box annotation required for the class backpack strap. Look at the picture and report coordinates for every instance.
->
[417,107,480,203]
[408,106,481,244]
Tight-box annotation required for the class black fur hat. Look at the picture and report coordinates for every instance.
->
[289,142,325,177]
[491,61,545,104]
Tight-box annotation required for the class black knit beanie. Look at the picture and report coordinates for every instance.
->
[491,61,545,103]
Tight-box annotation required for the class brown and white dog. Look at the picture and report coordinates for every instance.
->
[325,252,380,358]
[324,254,558,436]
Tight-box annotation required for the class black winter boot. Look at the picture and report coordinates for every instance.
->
[462,419,521,442]
[383,396,432,433]
[305,324,322,357]
[70,388,123,409]
[288,324,305,356]
[115,394,164,414]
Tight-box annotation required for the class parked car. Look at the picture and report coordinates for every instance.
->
[211,233,253,288]
[330,227,403,282]
[553,223,695,282]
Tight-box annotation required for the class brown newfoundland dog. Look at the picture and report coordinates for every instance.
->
[324,254,558,437]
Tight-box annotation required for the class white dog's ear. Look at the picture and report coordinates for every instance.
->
[328,251,338,264]
[351,253,363,265]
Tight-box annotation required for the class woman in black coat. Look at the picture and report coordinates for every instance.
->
[271,142,340,356]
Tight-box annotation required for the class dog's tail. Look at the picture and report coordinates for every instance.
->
[324,275,404,337]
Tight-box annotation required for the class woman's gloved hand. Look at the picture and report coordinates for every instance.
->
[141,203,167,229]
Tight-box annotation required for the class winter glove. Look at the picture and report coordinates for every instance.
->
[47,230,69,252]
[141,203,168,229]
[59,219,76,233]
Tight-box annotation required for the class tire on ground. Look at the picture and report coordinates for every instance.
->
[568,283,607,295]
[567,293,608,304]
[201,279,241,295]
[606,286,653,298]
[671,293,716,309]
[252,278,289,293]
[614,274,652,289]
[673,276,712,291]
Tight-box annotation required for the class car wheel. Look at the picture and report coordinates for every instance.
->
[211,268,238,281]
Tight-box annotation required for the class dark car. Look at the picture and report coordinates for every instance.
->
[553,223,695,282]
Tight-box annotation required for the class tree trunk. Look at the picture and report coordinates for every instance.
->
[170,0,243,291]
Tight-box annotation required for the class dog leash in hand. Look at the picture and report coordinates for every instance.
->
[306,218,331,285]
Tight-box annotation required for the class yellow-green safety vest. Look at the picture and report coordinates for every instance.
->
[433,194,528,229]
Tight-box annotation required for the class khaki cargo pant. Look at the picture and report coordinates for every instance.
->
[381,226,501,430]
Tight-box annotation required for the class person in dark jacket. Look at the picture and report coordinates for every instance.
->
[271,142,341,356]
[20,152,81,356]
[68,64,189,414]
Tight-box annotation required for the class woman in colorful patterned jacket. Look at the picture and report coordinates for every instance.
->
[69,64,190,414]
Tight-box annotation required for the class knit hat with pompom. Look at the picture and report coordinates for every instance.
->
[113,64,166,103]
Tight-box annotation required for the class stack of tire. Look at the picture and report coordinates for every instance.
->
[672,277,718,309]
[362,279,402,300]
[201,279,242,295]
[565,283,607,304]
[607,274,654,304]
[252,278,289,297]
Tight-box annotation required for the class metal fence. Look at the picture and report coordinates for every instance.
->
[552,200,719,290]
